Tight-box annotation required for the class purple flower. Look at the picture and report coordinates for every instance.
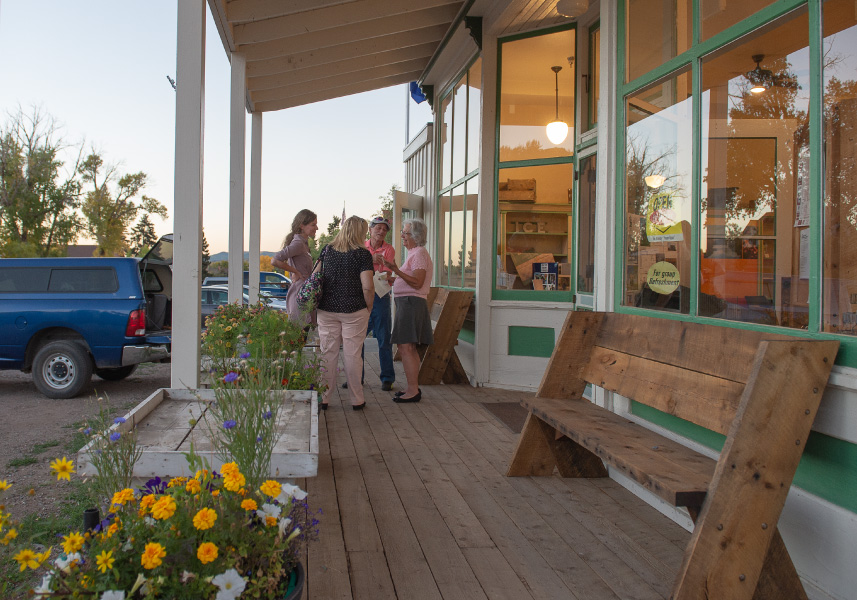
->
[140,477,166,495]
[223,420,237,430]
[109,432,121,442]
[83,427,92,436]
[262,410,272,420]
[256,436,263,443]
[114,417,126,424]
[240,352,251,359]
[309,384,315,390]
[223,372,239,383]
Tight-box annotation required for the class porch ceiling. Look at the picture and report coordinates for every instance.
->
[207,0,467,112]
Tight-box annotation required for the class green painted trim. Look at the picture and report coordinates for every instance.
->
[631,402,857,513]
[577,137,598,152]
[438,171,479,197]
[808,0,821,332]
[492,36,503,300]
[498,156,576,169]
[588,21,601,130]
[458,323,476,345]
[508,325,556,357]
[690,62,700,317]
[494,288,575,302]
[498,22,576,44]
[419,0,476,85]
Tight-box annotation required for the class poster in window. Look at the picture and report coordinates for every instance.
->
[646,191,683,242]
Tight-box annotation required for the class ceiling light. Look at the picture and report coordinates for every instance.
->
[746,54,773,94]
[556,0,589,18]
[645,174,666,189]
[546,66,569,145]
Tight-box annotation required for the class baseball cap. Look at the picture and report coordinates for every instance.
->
[370,216,391,228]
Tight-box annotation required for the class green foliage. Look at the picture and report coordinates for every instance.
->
[0,106,83,257]
[78,395,143,510]
[308,214,340,260]
[201,230,212,279]
[6,456,37,468]
[79,152,168,257]
[128,213,158,256]
[208,260,228,277]
[375,183,399,216]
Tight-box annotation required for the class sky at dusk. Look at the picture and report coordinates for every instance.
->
[0,1,432,254]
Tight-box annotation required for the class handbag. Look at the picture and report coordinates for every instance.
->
[296,247,326,312]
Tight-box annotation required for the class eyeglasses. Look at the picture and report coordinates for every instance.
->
[401,231,412,237]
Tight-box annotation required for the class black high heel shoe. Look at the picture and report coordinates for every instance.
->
[393,389,421,403]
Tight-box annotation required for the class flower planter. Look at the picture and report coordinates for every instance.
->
[284,562,306,600]
[77,388,319,480]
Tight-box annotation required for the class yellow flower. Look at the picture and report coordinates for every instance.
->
[96,550,115,573]
[212,490,220,497]
[107,523,119,538]
[151,496,177,520]
[241,499,257,511]
[223,471,246,492]
[50,457,75,481]
[14,548,39,571]
[0,480,10,491]
[197,542,218,565]
[1,528,17,545]
[193,507,217,531]
[195,469,210,480]
[260,480,282,498]
[110,488,135,509]
[186,479,201,494]
[220,462,239,476]
[140,494,156,511]
[168,477,188,488]
[62,531,85,554]
[265,516,277,527]
[141,542,166,570]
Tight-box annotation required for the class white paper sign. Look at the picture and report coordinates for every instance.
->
[373,271,392,297]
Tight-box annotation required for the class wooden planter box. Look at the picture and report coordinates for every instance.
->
[77,388,318,480]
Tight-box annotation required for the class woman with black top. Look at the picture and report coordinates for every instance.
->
[316,216,374,410]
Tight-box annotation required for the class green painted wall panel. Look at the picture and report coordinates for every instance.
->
[631,401,857,513]
[508,326,555,358]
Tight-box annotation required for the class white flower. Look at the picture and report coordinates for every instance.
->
[33,574,53,595]
[129,574,147,596]
[101,591,126,600]
[144,516,156,527]
[55,552,82,571]
[212,569,247,600]
[278,516,292,536]
[276,483,307,503]
[257,502,281,521]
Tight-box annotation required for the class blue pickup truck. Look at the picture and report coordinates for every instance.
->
[0,236,173,398]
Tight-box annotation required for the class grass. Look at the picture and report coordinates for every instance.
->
[62,420,90,455]
[5,456,38,468]
[30,440,60,455]
[0,480,94,597]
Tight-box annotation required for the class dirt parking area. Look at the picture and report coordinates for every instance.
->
[0,362,171,520]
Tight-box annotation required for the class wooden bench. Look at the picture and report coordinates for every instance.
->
[507,311,839,600]
[394,287,473,385]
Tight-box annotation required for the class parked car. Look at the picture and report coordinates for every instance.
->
[201,285,288,326]
[0,235,173,399]
[244,271,291,298]
[202,276,228,286]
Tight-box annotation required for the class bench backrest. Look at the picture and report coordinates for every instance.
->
[537,311,798,435]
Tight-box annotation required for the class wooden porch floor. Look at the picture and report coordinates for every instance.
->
[302,351,690,600]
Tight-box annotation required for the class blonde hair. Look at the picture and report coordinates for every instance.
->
[282,209,317,248]
[331,216,368,252]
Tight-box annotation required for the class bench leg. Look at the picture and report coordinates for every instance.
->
[507,413,608,478]
[441,350,470,384]
[682,510,807,600]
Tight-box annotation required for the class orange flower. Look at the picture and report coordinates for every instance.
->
[186,479,201,494]
[241,499,258,511]
[193,508,217,531]
[151,496,177,520]
[197,542,218,565]
[141,542,166,570]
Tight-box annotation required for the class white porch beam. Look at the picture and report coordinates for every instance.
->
[245,25,448,78]
[254,70,423,112]
[228,52,247,305]
[238,5,461,61]
[250,58,429,102]
[226,0,359,24]
[232,0,461,45]
[248,42,438,90]
[248,113,263,304]
[171,0,206,390]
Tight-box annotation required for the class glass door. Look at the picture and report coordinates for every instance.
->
[393,190,423,263]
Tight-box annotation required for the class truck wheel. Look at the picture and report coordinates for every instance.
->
[95,365,137,381]
[32,341,94,399]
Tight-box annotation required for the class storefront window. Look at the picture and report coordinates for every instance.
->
[700,9,809,328]
[823,0,857,335]
[623,70,693,311]
[497,163,574,292]
[578,154,597,294]
[437,58,481,290]
[625,0,691,83]
[589,24,600,129]
[499,29,576,162]
[700,0,777,41]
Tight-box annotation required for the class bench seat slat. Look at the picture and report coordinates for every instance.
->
[521,397,715,507]
[583,346,744,435]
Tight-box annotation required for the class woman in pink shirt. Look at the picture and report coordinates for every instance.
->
[381,218,433,403]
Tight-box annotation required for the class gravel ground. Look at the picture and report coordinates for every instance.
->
[0,362,171,521]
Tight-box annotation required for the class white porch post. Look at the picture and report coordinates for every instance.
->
[228,52,247,305]
[171,0,206,390]
[473,33,498,385]
[248,112,263,303]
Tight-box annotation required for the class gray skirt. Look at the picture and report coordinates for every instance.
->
[391,296,434,345]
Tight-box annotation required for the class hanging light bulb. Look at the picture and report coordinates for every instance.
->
[645,174,666,189]
[546,66,569,145]
[556,0,589,18]
[746,54,772,94]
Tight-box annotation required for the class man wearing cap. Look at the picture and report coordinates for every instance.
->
[361,216,396,390]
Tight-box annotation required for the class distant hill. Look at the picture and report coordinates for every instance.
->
[209,251,278,263]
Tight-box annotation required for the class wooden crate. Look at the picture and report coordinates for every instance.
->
[77,388,318,480]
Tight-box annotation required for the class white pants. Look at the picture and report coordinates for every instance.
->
[317,308,370,406]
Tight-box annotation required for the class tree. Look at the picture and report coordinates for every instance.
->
[375,184,399,217]
[128,214,158,256]
[79,152,168,256]
[208,261,228,277]
[201,231,211,279]
[0,106,83,257]
[308,215,341,260]
[260,255,274,272]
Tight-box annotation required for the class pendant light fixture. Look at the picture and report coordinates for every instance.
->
[746,54,773,94]
[546,66,569,145]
